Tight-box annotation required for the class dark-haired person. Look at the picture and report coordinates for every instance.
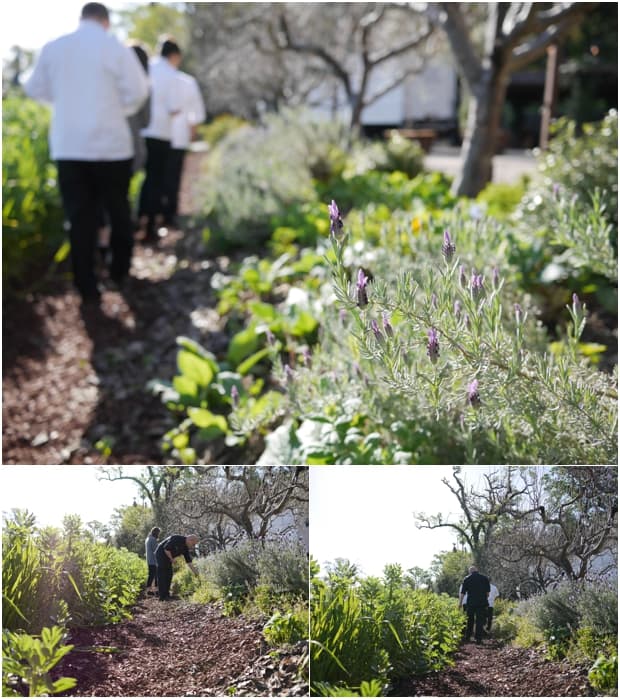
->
[155,533,199,601]
[144,526,161,595]
[138,37,182,242]
[24,2,149,302]
[459,565,490,644]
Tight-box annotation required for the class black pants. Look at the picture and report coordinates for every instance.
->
[466,604,488,642]
[57,159,133,296]
[164,148,186,225]
[146,564,157,588]
[138,137,171,238]
[156,554,173,600]
[487,606,494,630]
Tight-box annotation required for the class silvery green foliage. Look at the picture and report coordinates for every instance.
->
[256,204,616,465]
[513,110,618,283]
[196,108,350,246]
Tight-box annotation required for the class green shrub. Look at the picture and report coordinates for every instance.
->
[513,582,618,666]
[346,132,425,180]
[2,94,65,294]
[196,109,352,249]
[476,181,526,219]
[197,113,249,146]
[263,605,308,646]
[490,599,518,643]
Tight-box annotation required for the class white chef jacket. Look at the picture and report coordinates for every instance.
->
[170,71,206,149]
[141,56,182,142]
[24,19,149,161]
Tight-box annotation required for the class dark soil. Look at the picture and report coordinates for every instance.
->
[52,597,308,697]
[389,639,597,697]
[2,152,259,465]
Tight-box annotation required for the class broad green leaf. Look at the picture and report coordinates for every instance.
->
[227,325,261,366]
[177,350,214,388]
[187,408,227,433]
[173,374,198,397]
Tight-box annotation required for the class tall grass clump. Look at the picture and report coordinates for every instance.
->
[2,510,145,634]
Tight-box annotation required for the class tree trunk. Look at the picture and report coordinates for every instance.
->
[453,67,509,197]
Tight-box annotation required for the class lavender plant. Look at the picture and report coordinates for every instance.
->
[324,202,616,463]
[249,199,616,465]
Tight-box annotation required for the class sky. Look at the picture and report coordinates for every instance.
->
[310,465,499,578]
[1,466,140,529]
[0,0,129,61]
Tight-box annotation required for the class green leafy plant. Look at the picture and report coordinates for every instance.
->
[2,626,76,697]
[588,654,618,694]
[263,608,307,646]
[2,94,65,295]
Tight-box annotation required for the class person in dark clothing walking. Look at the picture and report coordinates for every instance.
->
[144,526,160,595]
[155,533,199,601]
[459,565,490,644]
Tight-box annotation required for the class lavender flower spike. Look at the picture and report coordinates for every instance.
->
[442,229,456,262]
[471,271,484,299]
[467,379,481,408]
[356,268,369,308]
[572,293,582,314]
[231,385,239,408]
[382,311,394,337]
[427,327,440,363]
[328,199,344,237]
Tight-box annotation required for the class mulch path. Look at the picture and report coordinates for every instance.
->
[389,639,597,697]
[2,152,252,465]
[53,598,308,697]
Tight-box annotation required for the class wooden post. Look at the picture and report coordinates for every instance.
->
[540,44,559,150]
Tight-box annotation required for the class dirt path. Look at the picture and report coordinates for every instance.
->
[389,639,597,697]
[3,151,250,465]
[53,597,307,697]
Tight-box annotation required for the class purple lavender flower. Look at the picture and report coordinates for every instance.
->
[382,311,394,337]
[572,293,582,314]
[284,364,295,383]
[470,271,484,299]
[454,300,462,319]
[231,385,239,408]
[552,183,561,200]
[266,328,276,346]
[339,308,348,324]
[467,379,481,408]
[427,327,440,363]
[371,318,384,343]
[442,229,456,262]
[464,313,471,330]
[356,268,369,308]
[328,199,344,237]
[459,265,467,288]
